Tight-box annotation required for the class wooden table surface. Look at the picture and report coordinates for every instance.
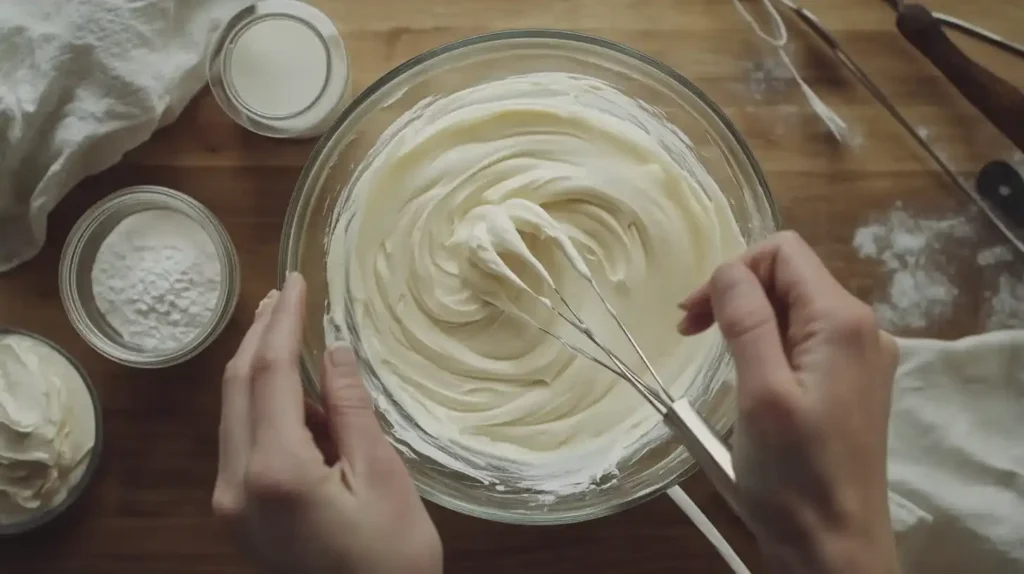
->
[1,0,1022,572]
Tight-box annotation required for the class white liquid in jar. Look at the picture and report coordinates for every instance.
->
[228,17,330,117]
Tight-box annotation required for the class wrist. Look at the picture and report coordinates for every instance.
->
[815,529,899,574]
[759,518,900,574]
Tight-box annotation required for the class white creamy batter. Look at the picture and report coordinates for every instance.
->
[0,334,96,525]
[326,73,744,492]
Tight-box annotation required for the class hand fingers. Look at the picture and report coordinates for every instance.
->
[742,231,848,314]
[321,345,408,481]
[214,289,279,515]
[305,399,330,438]
[251,273,309,445]
[677,303,714,335]
[707,263,798,412]
[305,400,339,466]
[679,231,844,334]
[243,274,338,507]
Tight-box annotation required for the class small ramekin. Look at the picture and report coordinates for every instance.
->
[0,326,104,536]
[207,0,351,139]
[59,186,240,368]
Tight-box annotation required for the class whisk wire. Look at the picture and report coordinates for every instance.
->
[549,291,670,414]
[503,244,747,573]
[505,304,665,410]
[584,279,674,400]
[545,283,674,413]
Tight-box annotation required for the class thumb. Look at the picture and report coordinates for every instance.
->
[321,345,402,476]
[708,263,798,411]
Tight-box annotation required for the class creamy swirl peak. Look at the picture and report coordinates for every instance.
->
[327,72,744,492]
[0,334,96,524]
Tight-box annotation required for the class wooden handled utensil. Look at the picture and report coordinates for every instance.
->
[896,4,1024,152]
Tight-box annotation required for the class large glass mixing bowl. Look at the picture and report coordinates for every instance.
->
[280,30,779,524]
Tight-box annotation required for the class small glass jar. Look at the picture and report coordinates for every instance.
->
[59,186,241,368]
[207,0,351,139]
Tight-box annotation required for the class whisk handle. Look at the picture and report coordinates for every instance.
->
[667,399,744,518]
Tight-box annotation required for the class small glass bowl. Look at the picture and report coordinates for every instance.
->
[207,0,351,139]
[59,186,240,368]
[0,326,103,536]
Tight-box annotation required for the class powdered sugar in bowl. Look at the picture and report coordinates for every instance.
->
[60,186,240,368]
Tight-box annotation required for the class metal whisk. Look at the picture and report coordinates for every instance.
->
[506,252,750,573]
[507,252,742,515]
[460,208,749,571]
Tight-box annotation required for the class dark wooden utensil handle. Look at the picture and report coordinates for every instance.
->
[897,3,1024,152]
[977,161,1024,228]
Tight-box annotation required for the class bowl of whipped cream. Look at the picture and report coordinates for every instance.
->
[281,30,779,524]
[0,327,102,535]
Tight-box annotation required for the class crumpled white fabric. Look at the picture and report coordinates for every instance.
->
[0,0,249,272]
[890,330,1024,573]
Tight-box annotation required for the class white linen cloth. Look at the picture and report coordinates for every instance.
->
[0,0,249,272]
[890,330,1024,573]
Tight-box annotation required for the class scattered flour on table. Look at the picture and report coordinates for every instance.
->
[976,245,1014,267]
[975,246,1024,330]
[852,205,972,330]
[914,126,974,189]
[91,209,221,351]
[747,55,793,101]
[742,52,863,146]
[988,275,1024,331]
[852,203,1024,332]
[984,150,1024,330]
[730,0,850,141]
[1012,150,1024,172]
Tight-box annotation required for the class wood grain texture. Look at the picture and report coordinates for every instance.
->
[0,1,1022,572]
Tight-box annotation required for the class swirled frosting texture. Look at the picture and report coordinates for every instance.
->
[0,334,95,524]
[327,73,744,492]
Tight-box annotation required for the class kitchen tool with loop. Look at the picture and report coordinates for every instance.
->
[496,235,748,572]
[776,0,1024,254]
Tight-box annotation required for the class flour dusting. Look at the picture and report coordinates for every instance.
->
[987,276,1024,331]
[983,150,1024,331]
[1011,150,1024,173]
[747,56,793,101]
[852,204,973,330]
[977,245,1014,267]
[852,203,1024,332]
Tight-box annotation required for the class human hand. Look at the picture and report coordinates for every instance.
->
[679,232,900,574]
[212,273,442,574]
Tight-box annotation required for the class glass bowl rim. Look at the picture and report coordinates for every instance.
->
[279,28,779,522]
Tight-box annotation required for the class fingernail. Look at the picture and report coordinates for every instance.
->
[328,344,353,368]
[679,287,704,310]
[255,290,279,318]
[279,271,302,297]
[678,314,696,336]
